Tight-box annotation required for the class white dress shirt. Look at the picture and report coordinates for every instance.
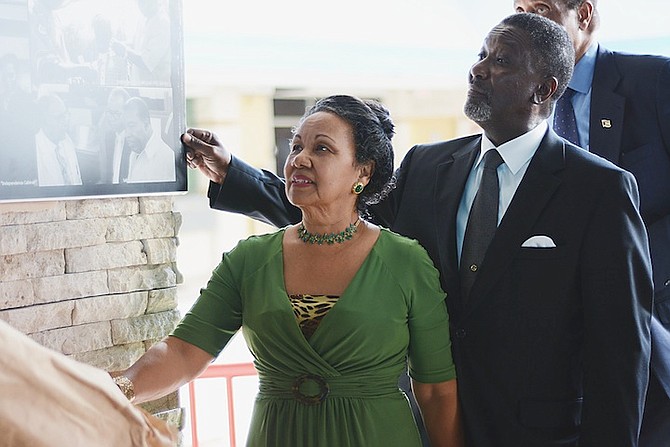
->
[35,129,82,187]
[126,131,176,183]
[111,130,125,184]
[456,121,548,264]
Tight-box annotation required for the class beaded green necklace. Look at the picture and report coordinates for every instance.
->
[297,219,360,245]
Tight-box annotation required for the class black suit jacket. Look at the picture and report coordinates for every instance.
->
[209,128,653,446]
[589,46,670,301]
[587,48,670,440]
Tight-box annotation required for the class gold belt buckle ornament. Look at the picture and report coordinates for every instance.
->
[292,374,330,405]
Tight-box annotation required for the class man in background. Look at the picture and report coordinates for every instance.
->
[30,0,97,84]
[514,1,670,444]
[97,87,130,184]
[35,93,82,187]
[0,53,36,185]
[122,96,175,183]
[111,0,170,85]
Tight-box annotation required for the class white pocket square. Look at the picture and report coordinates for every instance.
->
[521,235,556,248]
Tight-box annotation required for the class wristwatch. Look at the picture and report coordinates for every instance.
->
[113,375,136,403]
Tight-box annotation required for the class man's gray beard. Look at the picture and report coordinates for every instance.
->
[463,97,492,122]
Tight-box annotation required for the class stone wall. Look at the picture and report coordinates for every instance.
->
[0,196,183,425]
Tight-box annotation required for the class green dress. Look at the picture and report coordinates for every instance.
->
[172,228,455,446]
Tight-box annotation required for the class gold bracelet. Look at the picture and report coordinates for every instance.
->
[113,375,136,403]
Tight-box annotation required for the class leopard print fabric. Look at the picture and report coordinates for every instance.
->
[288,294,340,340]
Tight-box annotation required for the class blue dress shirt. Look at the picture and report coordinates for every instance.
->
[550,43,598,151]
[456,121,548,265]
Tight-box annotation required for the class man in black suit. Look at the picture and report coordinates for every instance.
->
[182,14,653,446]
[97,87,130,184]
[514,1,670,444]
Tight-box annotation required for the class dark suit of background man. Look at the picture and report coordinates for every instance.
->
[182,13,653,447]
[97,87,130,184]
[514,2,670,445]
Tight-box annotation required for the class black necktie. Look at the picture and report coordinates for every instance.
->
[119,142,132,183]
[553,87,579,146]
[460,149,504,300]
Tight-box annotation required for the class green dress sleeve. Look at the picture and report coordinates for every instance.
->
[383,231,456,383]
[171,241,247,357]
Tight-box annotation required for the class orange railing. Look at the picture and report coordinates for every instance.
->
[188,362,257,447]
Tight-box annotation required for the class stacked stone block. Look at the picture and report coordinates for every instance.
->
[0,196,183,428]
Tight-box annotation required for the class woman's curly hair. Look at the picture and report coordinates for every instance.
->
[297,95,396,216]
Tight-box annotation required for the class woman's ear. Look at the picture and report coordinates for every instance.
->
[358,161,375,186]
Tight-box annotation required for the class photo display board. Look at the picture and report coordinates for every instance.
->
[0,0,186,202]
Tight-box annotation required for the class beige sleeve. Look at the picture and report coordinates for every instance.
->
[0,321,177,447]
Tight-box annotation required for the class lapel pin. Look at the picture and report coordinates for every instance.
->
[601,119,612,129]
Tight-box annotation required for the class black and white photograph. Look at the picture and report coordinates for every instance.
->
[0,0,185,202]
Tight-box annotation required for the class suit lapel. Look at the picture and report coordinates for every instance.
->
[464,130,565,316]
[434,137,480,304]
[589,47,625,163]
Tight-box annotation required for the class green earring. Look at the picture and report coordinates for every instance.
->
[352,182,364,195]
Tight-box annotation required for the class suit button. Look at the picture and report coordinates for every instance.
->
[470,264,478,272]
[665,279,670,287]
[456,329,467,339]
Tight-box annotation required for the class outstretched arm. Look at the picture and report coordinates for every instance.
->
[120,336,214,404]
[180,127,405,228]
[181,127,301,227]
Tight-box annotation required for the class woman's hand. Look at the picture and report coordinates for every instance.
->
[122,336,214,404]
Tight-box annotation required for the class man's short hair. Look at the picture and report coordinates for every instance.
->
[37,93,66,124]
[500,13,575,101]
[560,0,597,10]
[124,96,151,124]
[108,87,130,105]
[562,0,585,8]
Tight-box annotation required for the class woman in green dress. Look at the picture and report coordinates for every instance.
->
[114,95,463,446]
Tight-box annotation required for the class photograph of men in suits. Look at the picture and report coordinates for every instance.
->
[97,87,130,184]
[513,2,670,445]
[35,93,82,187]
[121,96,175,183]
[181,13,653,447]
